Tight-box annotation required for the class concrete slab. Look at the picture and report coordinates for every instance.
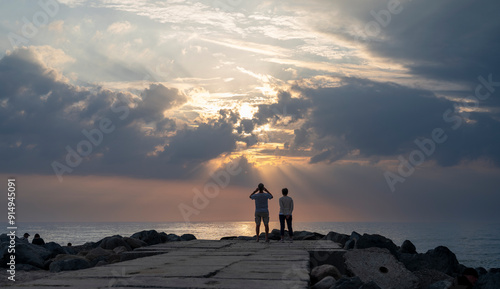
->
[7,240,344,289]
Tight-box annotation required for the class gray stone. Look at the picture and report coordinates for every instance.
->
[100,236,131,251]
[426,280,452,289]
[180,233,197,241]
[356,234,398,256]
[360,281,383,289]
[343,231,361,250]
[6,242,51,269]
[400,240,417,254]
[43,242,67,258]
[167,233,181,241]
[475,272,500,289]
[399,246,459,276]
[131,230,167,245]
[324,231,350,247]
[123,237,148,249]
[344,247,419,289]
[113,246,128,254]
[331,276,364,289]
[413,269,453,289]
[311,276,336,289]
[85,246,113,262]
[311,264,342,283]
[49,255,91,272]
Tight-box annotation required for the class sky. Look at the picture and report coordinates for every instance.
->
[1,0,500,223]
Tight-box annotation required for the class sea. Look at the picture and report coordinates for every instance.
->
[3,221,499,269]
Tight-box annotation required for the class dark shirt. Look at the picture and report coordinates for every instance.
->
[32,238,45,245]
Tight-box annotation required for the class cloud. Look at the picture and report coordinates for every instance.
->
[293,77,500,167]
[0,47,241,180]
[107,21,133,34]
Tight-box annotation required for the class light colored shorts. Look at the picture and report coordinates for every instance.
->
[255,212,269,225]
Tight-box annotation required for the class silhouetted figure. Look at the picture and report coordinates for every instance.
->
[451,267,479,289]
[21,233,30,242]
[67,242,72,247]
[250,183,273,242]
[279,188,294,243]
[32,233,45,246]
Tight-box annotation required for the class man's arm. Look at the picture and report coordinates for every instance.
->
[249,188,259,198]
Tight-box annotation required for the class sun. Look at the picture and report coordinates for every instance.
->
[239,103,255,119]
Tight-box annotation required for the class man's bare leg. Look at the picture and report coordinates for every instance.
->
[264,224,269,242]
[256,224,260,242]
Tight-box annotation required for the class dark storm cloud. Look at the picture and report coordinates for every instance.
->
[253,90,310,125]
[0,47,239,179]
[294,78,500,166]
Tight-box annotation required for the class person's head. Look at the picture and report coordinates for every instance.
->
[282,188,288,196]
[258,183,264,191]
[463,267,479,285]
[34,233,40,238]
[67,243,72,247]
[23,233,30,238]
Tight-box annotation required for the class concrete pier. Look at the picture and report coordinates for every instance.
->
[8,240,343,289]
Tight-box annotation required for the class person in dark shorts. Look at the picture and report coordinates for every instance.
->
[250,183,273,242]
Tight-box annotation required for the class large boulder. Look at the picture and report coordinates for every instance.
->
[130,230,167,245]
[324,231,350,247]
[355,234,399,256]
[5,242,51,269]
[123,237,148,249]
[311,276,336,289]
[344,231,362,250]
[311,264,342,284]
[167,234,181,242]
[49,255,91,272]
[400,240,417,254]
[331,276,364,289]
[399,246,460,276]
[43,242,68,258]
[344,247,419,289]
[413,269,453,289]
[85,247,113,262]
[475,271,500,289]
[180,234,197,241]
[100,236,131,251]
[293,231,325,240]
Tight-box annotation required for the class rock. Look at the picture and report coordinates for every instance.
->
[331,276,364,289]
[356,234,399,256]
[43,242,67,258]
[400,240,417,254]
[237,236,254,241]
[476,267,488,276]
[220,236,238,240]
[344,247,419,289]
[113,246,128,254]
[311,264,342,283]
[14,264,41,271]
[360,281,383,289]
[399,246,460,276]
[311,276,336,289]
[324,231,350,247]
[85,247,113,262]
[344,231,362,250]
[426,280,452,289]
[123,237,148,249]
[130,230,167,245]
[293,231,325,240]
[4,242,51,269]
[475,271,500,289]
[413,269,453,289]
[180,234,197,241]
[100,236,131,251]
[49,255,91,272]
[108,254,122,264]
[95,260,108,267]
[167,234,181,242]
